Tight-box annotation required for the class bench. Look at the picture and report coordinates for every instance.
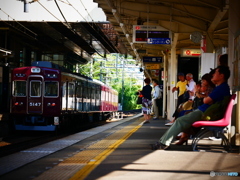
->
[191,94,236,151]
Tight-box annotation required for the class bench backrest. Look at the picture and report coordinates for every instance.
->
[192,94,236,128]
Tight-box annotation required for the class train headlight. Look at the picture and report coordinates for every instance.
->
[47,103,56,106]
[15,102,23,106]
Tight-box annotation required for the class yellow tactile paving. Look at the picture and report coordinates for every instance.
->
[34,117,144,180]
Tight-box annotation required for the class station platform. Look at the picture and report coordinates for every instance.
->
[0,114,240,180]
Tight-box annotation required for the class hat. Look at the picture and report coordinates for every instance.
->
[177,72,184,76]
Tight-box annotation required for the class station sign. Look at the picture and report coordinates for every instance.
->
[133,25,171,43]
[143,56,163,63]
[147,38,171,45]
[181,49,201,57]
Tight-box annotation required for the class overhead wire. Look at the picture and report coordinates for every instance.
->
[64,0,119,57]
[54,0,72,29]
[79,0,94,22]
[37,0,106,58]
[0,8,37,39]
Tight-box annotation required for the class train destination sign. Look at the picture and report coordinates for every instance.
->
[147,38,171,45]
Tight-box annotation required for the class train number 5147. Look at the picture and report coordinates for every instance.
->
[29,102,41,106]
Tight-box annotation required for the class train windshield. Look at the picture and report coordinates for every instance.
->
[44,81,58,97]
[12,81,26,96]
[30,81,41,97]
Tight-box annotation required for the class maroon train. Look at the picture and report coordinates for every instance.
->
[10,61,118,131]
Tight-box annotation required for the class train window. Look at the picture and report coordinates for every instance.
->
[13,81,26,96]
[44,81,58,97]
[68,83,74,97]
[30,81,41,97]
[76,84,82,98]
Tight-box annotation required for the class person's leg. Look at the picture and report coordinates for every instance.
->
[153,100,159,118]
[160,110,203,146]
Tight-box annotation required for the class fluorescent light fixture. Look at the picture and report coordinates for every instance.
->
[0,47,12,54]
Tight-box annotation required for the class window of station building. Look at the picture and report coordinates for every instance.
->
[30,81,41,97]
[44,81,58,97]
[13,81,26,96]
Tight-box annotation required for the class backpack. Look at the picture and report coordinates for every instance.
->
[201,96,231,121]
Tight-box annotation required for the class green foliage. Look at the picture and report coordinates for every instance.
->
[77,53,143,111]
[112,79,142,111]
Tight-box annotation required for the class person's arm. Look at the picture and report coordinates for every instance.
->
[172,82,179,93]
[188,81,196,100]
[203,96,213,105]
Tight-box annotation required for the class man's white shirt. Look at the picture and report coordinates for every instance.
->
[153,85,162,100]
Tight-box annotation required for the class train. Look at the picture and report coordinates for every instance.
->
[10,61,119,131]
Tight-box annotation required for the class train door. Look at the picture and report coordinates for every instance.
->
[27,76,43,114]
[67,82,75,110]
[76,81,83,111]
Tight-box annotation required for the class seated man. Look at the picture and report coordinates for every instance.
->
[152,66,231,150]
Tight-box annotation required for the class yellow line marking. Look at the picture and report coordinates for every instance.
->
[69,124,142,180]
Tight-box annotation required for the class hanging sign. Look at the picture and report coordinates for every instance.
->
[145,63,160,70]
[147,38,171,45]
[143,56,163,63]
[181,49,201,57]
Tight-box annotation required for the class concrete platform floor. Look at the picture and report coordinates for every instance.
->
[85,116,240,180]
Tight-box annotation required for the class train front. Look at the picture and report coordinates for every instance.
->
[11,66,61,131]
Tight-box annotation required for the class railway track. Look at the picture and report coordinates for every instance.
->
[0,110,141,157]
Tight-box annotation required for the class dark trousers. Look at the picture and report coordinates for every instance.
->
[172,94,185,118]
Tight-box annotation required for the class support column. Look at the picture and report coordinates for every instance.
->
[2,65,9,112]
[168,48,177,120]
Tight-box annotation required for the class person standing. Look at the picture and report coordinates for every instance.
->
[185,73,196,101]
[151,79,162,120]
[139,78,152,124]
[165,73,187,125]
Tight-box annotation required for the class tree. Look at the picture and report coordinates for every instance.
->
[77,53,143,111]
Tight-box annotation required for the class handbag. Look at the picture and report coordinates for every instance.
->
[137,96,142,104]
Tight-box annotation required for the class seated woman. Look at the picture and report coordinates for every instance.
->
[175,73,215,145]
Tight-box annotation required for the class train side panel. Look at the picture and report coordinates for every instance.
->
[11,62,119,131]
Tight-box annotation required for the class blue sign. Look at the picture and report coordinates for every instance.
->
[147,38,171,44]
[143,56,163,63]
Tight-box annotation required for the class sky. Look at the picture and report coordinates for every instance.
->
[0,0,107,22]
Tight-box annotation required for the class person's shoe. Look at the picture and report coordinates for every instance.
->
[159,143,170,150]
[153,117,159,120]
[175,132,183,140]
[175,137,188,145]
[151,142,170,150]
[165,122,173,126]
[151,142,160,150]
[208,137,222,141]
